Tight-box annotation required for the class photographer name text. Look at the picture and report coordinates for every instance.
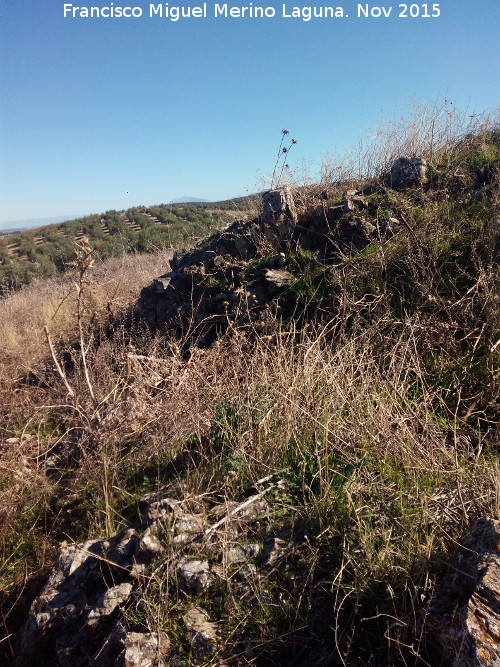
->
[62,3,442,21]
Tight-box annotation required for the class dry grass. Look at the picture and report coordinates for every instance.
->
[0,249,173,380]
[0,105,498,664]
[2,300,497,662]
[320,98,499,184]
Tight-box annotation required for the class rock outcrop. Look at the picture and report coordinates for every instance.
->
[139,185,404,335]
[139,187,299,335]
[386,156,428,189]
[15,481,291,666]
[427,518,500,666]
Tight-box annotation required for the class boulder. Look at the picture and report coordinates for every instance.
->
[427,518,500,666]
[387,157,427,189]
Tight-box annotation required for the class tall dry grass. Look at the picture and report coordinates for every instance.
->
[0,249,173,380]
[320,98,499,184]
[0,103,498,664]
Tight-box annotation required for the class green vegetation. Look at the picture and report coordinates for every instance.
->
[0,200,254,293]
[0,107,498,665]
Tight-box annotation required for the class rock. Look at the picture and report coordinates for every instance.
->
[17,530,141,666]
[264,269,294,296]
[138,532,163,556]
[87,582,133,626]
[328,205,344,222]
[179,263,206,284]
[338,216,377,249]
[178,559,214,593]
[209,501,240,521]
[234,496,269,522]
[427,518,500,666]
[225,546,248,565]
[138,484,186,524]
[225,543,260,566]
[123,631,170,667]
[268,253,286,269]
[152,273,175,293]
[173,512,206,536]
[213,254,225,268]
[234,235,251,259]
[236,564,258,581]
[182,607,219,659]
[351,195,369,209]
[242,543,261,559]
[383,217,401,237]
[261,187,298,244]
[262,537,288,566]
[342,190,368,213]
[139,189,299,334]
[214,496,268,527]
[262,187,297,224]
[387,157,427,189]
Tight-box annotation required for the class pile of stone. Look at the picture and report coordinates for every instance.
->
[16,480,292,666]
[139,182,407,334]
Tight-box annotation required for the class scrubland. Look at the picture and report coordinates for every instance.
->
[0,103,498,665]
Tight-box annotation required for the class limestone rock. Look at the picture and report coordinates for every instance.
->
[338,216,377,249]
[183,606,219,659]
[262,187,297,225]
[139,532,163,556]
[383,217,401,237]
[264,269,294,296]
[152,273,175,293]
[387,157,427,189]
[209,496,268,531]
[343,191,368,213]
[427,518,500,666]
[268,253,286,269]
[17,530,141,666]
[123,631,170,667]
[87,582,133,626]
[225,543,260,566]
[261,187,298,244]
[139,484,186,524]
[235,563,258,580]
[178,559,214,593]
[262,537,289,566]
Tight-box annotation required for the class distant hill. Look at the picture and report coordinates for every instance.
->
[0,215,86,233]
[0,197,259,293]
[167,197,210,204]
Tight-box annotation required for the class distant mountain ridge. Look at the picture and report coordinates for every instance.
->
[0,215,86,233]
[167,197,210,204]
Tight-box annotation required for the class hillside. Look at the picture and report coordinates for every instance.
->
[0,110,498,666]
[0,198,259,294]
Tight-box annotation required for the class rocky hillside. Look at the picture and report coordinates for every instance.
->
[0,117,498,666]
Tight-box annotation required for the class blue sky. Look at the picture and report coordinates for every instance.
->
[0,0,498,225]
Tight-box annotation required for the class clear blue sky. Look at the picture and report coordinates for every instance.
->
[0,0,498,225]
